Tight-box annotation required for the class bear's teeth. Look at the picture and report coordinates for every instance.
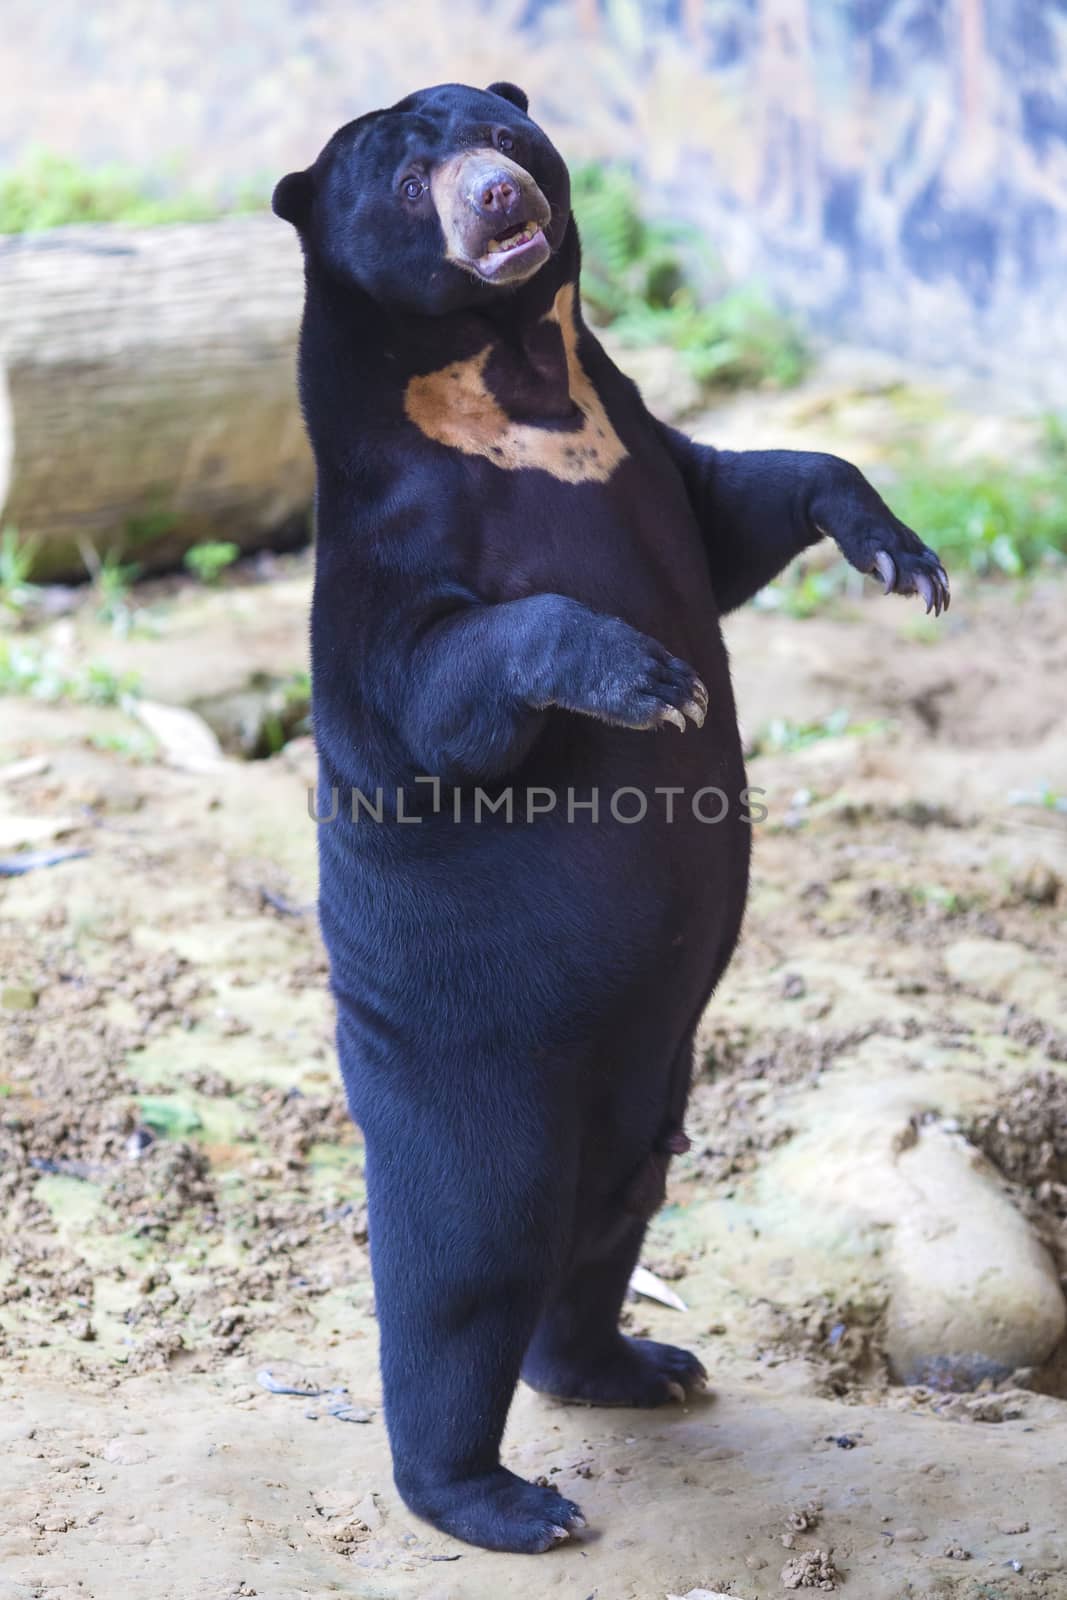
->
[486,221,538,255]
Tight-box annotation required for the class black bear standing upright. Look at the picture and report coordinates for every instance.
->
[274,81,948,1554]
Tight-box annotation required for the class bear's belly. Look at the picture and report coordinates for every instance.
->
[318,703,750,1067]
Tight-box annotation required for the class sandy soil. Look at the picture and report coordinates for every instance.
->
[2,471,1066,1597]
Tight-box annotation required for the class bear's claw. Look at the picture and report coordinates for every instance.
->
[872,546,950,615]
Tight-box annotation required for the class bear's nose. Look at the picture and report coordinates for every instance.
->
[473,171,519,219]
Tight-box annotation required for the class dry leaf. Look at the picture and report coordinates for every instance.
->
[630,1264,688,1312]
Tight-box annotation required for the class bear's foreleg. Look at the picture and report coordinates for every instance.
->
[396,592,707,780]
[654,427,950,616]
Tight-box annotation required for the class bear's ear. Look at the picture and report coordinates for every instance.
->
[487,81,529,114]
[272,168,315,228]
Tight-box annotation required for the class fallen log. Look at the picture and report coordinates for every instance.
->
[0,216,314,580]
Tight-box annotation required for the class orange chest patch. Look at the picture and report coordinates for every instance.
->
[403,286,628,485]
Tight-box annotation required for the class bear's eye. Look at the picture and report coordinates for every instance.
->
[401,177,425,201]
[496,132,515,153]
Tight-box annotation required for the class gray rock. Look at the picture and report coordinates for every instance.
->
[886,1126,1067,1388]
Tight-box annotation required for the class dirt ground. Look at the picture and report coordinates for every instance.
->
[2,377,1067,1599]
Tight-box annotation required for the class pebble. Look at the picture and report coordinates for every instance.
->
[98,1523,157,1545]
[354,1493,383,1532]
[667,1591,736,1600]
[103,1436,153,1465]
[327,1401,372,1423]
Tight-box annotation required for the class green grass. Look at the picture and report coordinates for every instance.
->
[884,456,1067,577]
[86,728,158,762]
[571,164,808,391]
[0,151,267,233]
[0,639,140,707]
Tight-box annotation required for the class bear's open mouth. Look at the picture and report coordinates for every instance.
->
[486,218,543,254]
[474,217,550,281]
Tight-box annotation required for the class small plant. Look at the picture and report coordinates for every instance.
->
[79,541,140,634]
[1008,784,1067,814]
[571,164,694,322]
[257,669,312,757]
[748,709,890,757]
[910,883,969,916]
[0,527,40,615]
[183,541,240,585]
[571,163,808,391]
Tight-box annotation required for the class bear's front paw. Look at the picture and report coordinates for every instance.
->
[560,620,708,733]
[869,541,950,615]
[819,508,953,614]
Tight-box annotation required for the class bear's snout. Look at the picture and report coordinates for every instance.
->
[469,166,521,222]
[432,148,552,285]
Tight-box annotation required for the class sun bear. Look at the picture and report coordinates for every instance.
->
[273,80,948,1554]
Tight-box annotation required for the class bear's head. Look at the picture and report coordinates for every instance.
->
[273,82,571,315]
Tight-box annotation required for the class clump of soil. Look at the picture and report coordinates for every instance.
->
[756,1293,891,1401]
[101,1140,217,1237]
[967,1073,1067,1394]
[786,1501,823,1533]
[970,1071,1067,1211]
[780,1547,839,1589]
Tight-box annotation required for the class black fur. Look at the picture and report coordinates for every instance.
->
[487,80,530,113]
[276,82,949,1555]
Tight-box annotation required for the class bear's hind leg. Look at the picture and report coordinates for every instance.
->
[521,1208,707,1407]
[363,1115,586,1553]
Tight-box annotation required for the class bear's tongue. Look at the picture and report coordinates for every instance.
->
[485,219,541,254]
